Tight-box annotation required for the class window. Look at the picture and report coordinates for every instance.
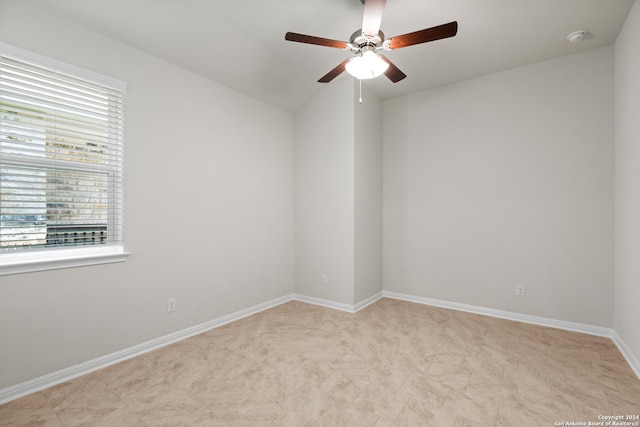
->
[0,43,128,275]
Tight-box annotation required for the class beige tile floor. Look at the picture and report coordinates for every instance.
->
[1,298,639,426]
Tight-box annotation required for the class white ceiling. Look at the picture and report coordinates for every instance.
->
[30,0,634,113]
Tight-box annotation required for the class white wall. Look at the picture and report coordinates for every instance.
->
[294,79,355,305]
[294,80,383,307]
[0,0,294,389]
[383,47,614,326]
[614,0,640,365]
[354,84,383,304]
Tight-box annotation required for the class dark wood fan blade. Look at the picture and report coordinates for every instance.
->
[380,56,406,83]
[318,58,351,83]
[285,32,348,49]
[388,21,458,49]
[362,0,386,37]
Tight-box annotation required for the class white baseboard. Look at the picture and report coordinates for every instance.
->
[2,290,637,405]
[0,294,294,405]
[611,330,640,379]
[293,293,355,313]
[0,291,386,405]
[383,290,640,380]
[383,291,612,336]
[292,291,383,313]
[354,292,383,312]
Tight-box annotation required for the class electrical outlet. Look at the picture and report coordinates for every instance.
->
[516,284,526,297]
[321,274,328,285]
[167,298,176,312]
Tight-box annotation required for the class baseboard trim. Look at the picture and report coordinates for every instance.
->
[3,290,638,404]
[292,293,355,313]
[611,330,640,379]
[382,291,613,337]
[354,292,383,312]
[0,294,294,405]
[1,292,383,404]
[382,290,640,380]
[292,292,383,314]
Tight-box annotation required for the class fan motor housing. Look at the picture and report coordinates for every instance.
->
[350,29,385,50]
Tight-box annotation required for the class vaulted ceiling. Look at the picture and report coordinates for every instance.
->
[29,0,635,112]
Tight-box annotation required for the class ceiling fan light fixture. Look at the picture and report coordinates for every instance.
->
[345,50,389,79]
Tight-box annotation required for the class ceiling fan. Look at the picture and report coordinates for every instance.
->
[284,0,458,83]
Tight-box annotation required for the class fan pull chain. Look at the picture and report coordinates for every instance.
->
[359,79,363,104]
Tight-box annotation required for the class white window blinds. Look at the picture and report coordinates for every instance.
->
[0,44,125,253]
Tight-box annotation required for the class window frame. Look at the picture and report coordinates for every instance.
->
[0,43,128,276]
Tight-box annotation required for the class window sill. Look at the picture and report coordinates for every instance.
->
[0,245,130,276]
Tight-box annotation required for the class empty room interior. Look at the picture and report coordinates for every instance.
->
[1,0,639,425]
